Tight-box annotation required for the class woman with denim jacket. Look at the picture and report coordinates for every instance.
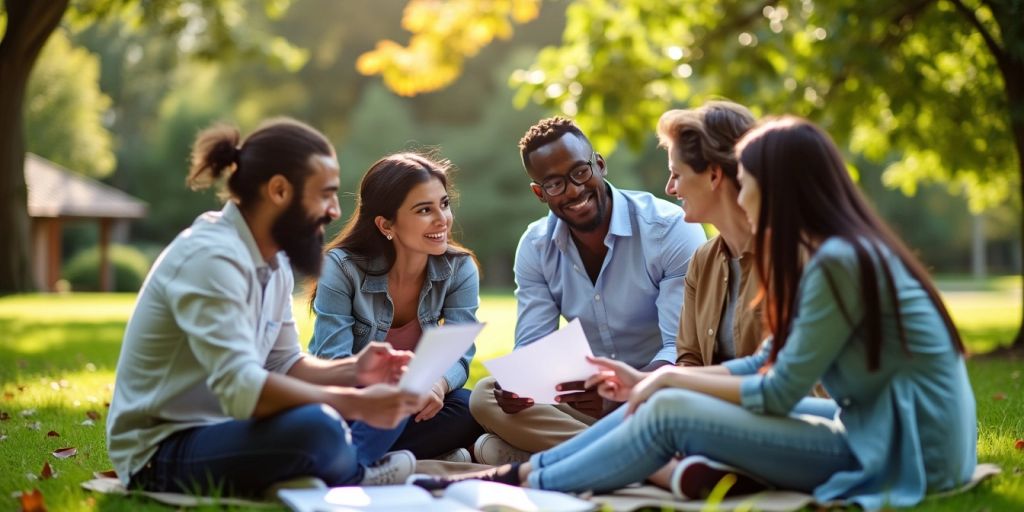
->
[308,152,484,465]
[415,118,976,510]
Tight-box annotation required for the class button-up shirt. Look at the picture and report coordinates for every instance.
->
[107,201,302,484]
[513,182,706,369]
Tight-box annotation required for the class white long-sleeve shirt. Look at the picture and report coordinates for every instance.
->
[106,201,303,484]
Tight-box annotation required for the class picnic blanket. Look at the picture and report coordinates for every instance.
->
[82,461,1002,511]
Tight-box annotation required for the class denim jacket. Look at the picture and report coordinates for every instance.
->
[309,248,479,391]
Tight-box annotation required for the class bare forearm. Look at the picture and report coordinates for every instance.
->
[286,355,359,386]
[665,367,742,404]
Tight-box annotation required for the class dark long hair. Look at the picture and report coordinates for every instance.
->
[737,117,964,371]
[307,152,476,306]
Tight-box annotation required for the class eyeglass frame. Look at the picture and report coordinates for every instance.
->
[531,151,599,197]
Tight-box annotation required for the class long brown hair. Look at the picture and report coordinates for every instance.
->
[307,152,476,306]
[736,117,964,371]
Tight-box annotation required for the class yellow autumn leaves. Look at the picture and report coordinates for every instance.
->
[357,0,541,96]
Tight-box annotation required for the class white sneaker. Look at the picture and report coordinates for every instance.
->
[360,450,416,486]
[435,447,472,463]
[473,433,531,466]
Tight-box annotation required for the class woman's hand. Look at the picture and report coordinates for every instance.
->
[584,356,648,402]
[414,379,448,422]
[625,367,678,416]
[354,342,413,386]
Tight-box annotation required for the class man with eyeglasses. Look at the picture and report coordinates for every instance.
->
[468,117,706,465]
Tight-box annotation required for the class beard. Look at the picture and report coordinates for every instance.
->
[271,196,331,277]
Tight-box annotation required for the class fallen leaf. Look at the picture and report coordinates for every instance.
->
[4,392,13,400]
[993,392,1007,401]
[39,462,54,480]
[1015,439,1024,451]
[45,431,58,438]
[79,419,94,427]
[19,488,45,512]
[52,447,77,459]
[1,412,10,421]
[85,410,100,421]
[95,469,118,479]
[26,421,41,431]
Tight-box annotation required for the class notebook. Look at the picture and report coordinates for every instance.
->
[278,480,595,512]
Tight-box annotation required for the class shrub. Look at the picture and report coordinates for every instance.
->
[62,244,152,292]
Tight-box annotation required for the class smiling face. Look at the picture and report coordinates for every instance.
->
[736,162,762,234]
[665,143,716,224]
[525,132,609,232]
[385,177,453,257]
[270,153,341,276]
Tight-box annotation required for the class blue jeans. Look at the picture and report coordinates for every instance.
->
[527,389,859,493]
[350,388,483,461]
[130,404,362,496]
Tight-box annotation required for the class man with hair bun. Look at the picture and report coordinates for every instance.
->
[107,117,426,497]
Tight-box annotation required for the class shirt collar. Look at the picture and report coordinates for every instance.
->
[222,201,280,272]
[552,181,631,250]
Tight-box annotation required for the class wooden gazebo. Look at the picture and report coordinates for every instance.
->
[25,154,148,292]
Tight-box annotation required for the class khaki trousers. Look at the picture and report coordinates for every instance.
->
[468,376,596,453]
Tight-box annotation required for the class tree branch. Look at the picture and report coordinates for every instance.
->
[948,0,1005,63]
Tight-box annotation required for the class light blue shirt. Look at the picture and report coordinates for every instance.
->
[108,202,302,484]
[724,237,977,509]
[513,182,706,369]
[309,249,479,391]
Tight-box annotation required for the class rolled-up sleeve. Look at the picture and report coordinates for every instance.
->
[737,246,863,415]
[165,252,267,419]
[441,256,480,390]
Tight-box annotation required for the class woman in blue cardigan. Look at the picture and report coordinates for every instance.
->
[417,118,977,510]
[309,152,483,469]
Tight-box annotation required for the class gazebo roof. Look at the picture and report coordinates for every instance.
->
[26,153,147,219]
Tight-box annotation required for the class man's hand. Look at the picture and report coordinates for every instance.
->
[493,381,534,414]
[345,383,425,429]
[414,379,448,423]
[584,355,649,402]
[554,380,604,419]
[354,342,413,386]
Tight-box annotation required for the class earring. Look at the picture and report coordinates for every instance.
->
[385,233,393,240]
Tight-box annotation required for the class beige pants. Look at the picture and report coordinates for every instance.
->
[468,376,597,453]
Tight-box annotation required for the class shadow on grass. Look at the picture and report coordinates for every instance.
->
[0,318,126,385]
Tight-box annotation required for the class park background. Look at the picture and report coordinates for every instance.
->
[1,0,1022,510]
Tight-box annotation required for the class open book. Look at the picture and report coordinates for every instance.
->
[277,480,595,512]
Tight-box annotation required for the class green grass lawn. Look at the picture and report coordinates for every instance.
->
[1,281,1022,511]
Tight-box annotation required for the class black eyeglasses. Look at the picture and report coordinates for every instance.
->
[534,151,597,197]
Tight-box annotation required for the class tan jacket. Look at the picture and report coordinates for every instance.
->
[676,235,764,366]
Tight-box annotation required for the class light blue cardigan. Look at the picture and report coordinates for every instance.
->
[724,237,977,510]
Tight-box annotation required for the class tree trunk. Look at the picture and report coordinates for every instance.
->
[0,0,69,294]
[1006,63,1024,350]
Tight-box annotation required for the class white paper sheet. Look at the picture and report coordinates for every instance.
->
[482,318,598,404]
[399,323,485,395]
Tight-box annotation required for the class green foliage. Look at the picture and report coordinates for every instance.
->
[62,244,152,292]
[25,29,115,178]
[511,0,1020,212]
